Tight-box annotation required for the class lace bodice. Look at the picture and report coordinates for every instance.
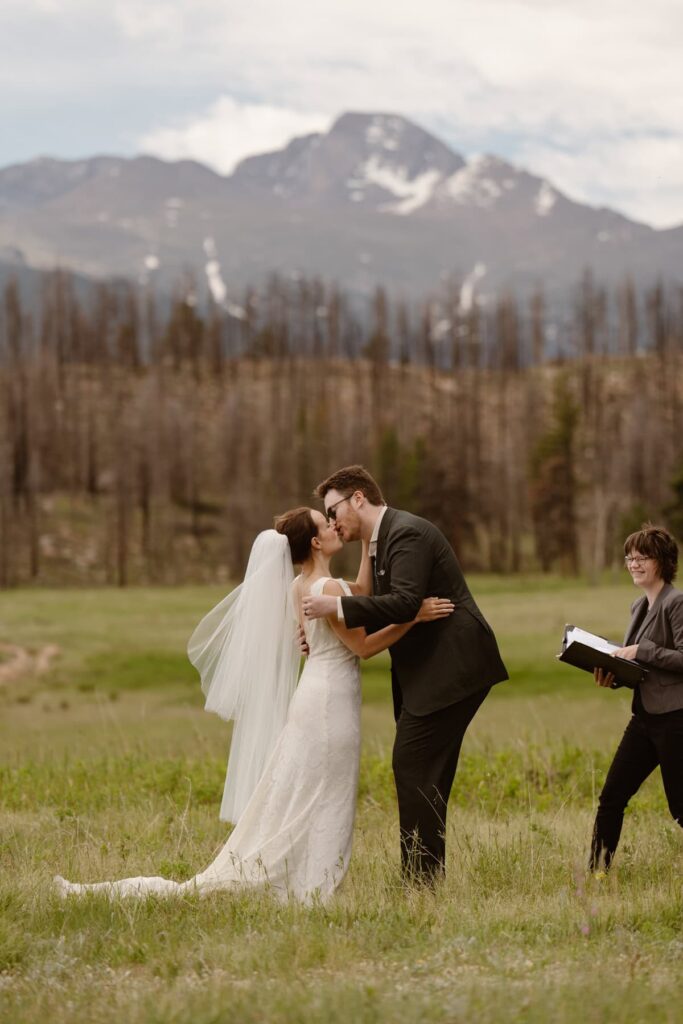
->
[300,576,358,666]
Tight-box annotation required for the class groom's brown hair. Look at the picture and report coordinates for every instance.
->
[315,465,385,506]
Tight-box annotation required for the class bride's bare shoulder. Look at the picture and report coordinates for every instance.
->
[323,578,355,597]
[290,576,304,602]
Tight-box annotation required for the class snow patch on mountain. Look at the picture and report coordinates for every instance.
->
[348,156,441,214]
[201,238,245,317]
[459,262,487,312]
[226,301,247,320]
[535,181,557,216]
[446,157,504,208]
[365,115,405,152]
[379,169,442,215]
[203,237,227,304]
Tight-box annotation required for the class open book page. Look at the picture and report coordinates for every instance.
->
[565,626,619,655]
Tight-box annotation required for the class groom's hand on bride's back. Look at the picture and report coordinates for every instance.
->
[302,594,338,620]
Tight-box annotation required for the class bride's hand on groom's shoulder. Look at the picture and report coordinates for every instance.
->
[415,598,455,623]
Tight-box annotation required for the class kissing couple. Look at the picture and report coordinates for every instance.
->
[55,465,508,903]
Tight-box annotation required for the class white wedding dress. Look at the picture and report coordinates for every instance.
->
[55,577,361,904]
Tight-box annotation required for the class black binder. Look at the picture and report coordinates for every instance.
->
[557,624,648,689]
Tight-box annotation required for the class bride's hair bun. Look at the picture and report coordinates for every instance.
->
[274,507,318,563]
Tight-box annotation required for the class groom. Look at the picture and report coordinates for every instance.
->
[302,465,508,884]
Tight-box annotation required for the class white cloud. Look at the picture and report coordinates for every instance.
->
[132,0,683,224]
[519,135,683,229]
[2,0,683,225]
[170,1,683,131]
[113,3,184,42]
[140,97,330,174]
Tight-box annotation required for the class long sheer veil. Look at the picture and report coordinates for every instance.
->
[187,529,300,823]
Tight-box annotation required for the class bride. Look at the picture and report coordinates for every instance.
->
[55,506,453,904]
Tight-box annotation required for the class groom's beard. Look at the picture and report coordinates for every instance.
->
[335,524,358,543]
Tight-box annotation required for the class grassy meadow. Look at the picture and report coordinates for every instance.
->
[0,576,681,1023]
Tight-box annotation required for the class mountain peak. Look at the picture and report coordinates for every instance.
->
[228,114,585,223]
[328,111,432,149]
[0,110,672,304]
[231,110,465,213]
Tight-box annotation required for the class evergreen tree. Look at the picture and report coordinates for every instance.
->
[529,377,579,573]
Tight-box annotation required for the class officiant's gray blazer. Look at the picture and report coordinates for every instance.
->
[625,583,683,714]
[340,508,508,717]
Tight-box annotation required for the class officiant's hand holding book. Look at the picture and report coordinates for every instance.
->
[557,625,648,689]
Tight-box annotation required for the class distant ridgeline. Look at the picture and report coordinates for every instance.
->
[0,271,682,586]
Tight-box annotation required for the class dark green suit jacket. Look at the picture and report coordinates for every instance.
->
[341,508,508,717]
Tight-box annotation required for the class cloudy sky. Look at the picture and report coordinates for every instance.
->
[2,0,682,227]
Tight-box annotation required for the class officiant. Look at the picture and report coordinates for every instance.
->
[589,524,683,872]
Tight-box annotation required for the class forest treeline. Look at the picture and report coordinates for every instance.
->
[1,271,682,586]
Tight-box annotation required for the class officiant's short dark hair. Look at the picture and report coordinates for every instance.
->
[624,523,678,583]
[274,507,318,563]
[315,465,384,506]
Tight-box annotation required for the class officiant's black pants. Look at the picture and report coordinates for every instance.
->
[392,687,490,883]
[589,702,683,872]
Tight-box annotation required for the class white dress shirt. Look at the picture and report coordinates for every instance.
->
[337,505,388,623]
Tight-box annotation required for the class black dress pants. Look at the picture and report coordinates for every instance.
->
[392,687,490,882]
[590,702,683,871]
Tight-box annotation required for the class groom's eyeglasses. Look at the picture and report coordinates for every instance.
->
[325,495,352,522]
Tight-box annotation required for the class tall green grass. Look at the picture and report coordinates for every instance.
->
[1,581,680,1023]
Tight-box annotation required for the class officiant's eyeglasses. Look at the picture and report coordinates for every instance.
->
[325,495,352,522]
[624,556,651,567]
